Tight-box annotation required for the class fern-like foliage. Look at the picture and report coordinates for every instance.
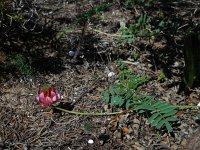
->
[102,61,177,132]
[102,69,149,107]
[135,98,177,132]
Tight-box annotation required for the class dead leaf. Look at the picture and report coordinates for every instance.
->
[122,127,129,135]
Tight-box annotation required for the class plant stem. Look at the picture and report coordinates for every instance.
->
[52,106,124,116]
[52,104,200,116]
[173,105,200,109]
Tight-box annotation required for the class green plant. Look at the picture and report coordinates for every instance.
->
[120,0,158,9]
[34,80,200,133]
[6,14,23,26]
[157,71,166,81]
[55,28,74,41]
[0,1,23,27]
[76,3,112,23]
[119,13,166,44]
[119,14,152,44]
[15,54,32,77]
[183,31,200,89]
[135,98,177,132]
[102,61,177,132]
[56,3,112,41]
[83,121,94,132]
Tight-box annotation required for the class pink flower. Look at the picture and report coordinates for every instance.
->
[36,85,61,107]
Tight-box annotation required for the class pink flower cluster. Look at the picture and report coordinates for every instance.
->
[36,85,61,107]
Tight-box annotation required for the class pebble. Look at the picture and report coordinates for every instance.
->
[125,134,132,140]
[114,130,122,139]
[132,123,140,129]
[133,118,140,124]
[181,138,187,147]
[88,139,94,144]
[100,127,106,134]
[128,127,134,134]
[103,105,111,112]
[173,61,179,67]
[119,115,126,123]
[99,140,104,145]
[171,144,178,150]
[188,126,194,134]
[108,72,115,78]
[68,50,75,57]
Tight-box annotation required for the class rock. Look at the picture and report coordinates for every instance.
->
[133,118,140,124]
[103,105,112,112]
[68,50,75,57]
[132,123,140,129]
[171,144,178,150]
[114,130,122,139]
[125,134,132,140]
[128,127,134,134]
[88,139,94,144]
[119,115,126,123]
[99,140,104,145]
[181,138,187,147]
[108,72,115,78]
[100,127,106,134]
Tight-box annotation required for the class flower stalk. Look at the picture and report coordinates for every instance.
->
[174,105,200,109]
[52,105,124,116]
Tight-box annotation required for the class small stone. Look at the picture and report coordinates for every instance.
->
[133,118,140,124]
[29,78,33,82]
[173,61,179,67]
[162,133,168,138]
[171,144,178,150]
[88,139,94,144]
[108,72,115,78]
[100,127,106,134]
[128,127,134,134]
[104,105,111,112]
[147,63,153,68]
[114,130,122,139]
[181,138,187,146]
[188,127,194,134]
[132,123,140,129]
[83,61,89,70]
[68,51,75,57]
[119,115,126,123]
[99,140,104,145]
[126,134,131,140]
[79,54,84,58]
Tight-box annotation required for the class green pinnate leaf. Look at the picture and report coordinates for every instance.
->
[151,115,163,127]
[165,116,178,122]
[161,108,176,114]
[111,95,124,107]
[162,110,177,117]
[102,91,110,103]
[165,121,173,133]
[148,113,159,124]
[197,114,200,119]
[155,103,171,110]
[156,120,166,129]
